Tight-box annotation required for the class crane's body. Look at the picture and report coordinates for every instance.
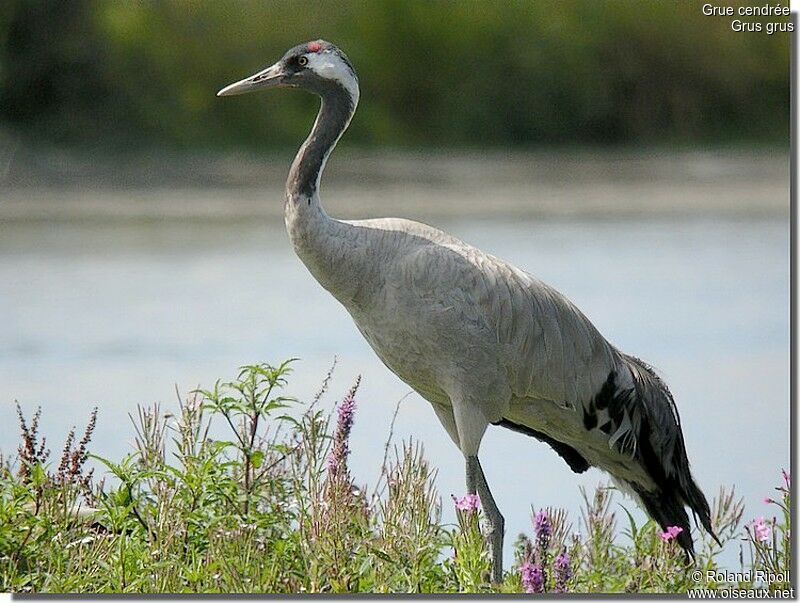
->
[292,210,643,479]
[219,40,717,582]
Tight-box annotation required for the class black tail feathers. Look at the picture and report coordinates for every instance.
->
[631,483,695,555]
[622,354,720,556]
[630,480,720,559]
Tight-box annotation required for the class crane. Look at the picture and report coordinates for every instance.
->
[218,40,718,582]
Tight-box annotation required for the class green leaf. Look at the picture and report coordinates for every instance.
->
[372,548,393,562]
[30,463,46,488]
[618,503,638,544]
[250,450,265,469]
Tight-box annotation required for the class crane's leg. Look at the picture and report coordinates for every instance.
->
[466,455,505,584]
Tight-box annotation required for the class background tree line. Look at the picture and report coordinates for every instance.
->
[0,0,789,152]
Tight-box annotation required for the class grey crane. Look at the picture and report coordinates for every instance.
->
[218,40,718,582]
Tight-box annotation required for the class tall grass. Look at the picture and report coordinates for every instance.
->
[0,361,791,594]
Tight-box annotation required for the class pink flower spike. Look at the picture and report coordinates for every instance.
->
[452,493,480,512]
[659,525,684,542]
[749,517,771,542]
[521,562,544,594]
[782,469,790,489]
[764,497,775,504]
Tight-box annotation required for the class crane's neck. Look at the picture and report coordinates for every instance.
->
[286,83,357,202]
[284,81,363,305]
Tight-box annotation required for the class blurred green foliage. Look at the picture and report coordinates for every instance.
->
[0,0,790,151]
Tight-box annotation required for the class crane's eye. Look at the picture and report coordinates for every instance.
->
[298,56,308,67]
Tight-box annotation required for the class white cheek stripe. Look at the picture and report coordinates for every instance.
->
[306,52,360,104]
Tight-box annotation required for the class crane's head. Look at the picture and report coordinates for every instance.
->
[217,40,358,104]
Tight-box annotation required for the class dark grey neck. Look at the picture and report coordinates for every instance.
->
[287,83,356,199]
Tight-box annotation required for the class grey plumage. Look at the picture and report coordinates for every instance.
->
[218,39,717,580]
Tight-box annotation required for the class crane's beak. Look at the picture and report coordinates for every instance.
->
[217,62,286,97]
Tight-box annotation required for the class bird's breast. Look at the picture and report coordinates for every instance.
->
[350,305,451,405]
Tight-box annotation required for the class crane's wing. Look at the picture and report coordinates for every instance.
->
[463,247,718,554]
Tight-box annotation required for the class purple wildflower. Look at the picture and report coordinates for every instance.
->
[521,561,544,593]
[749,517,771,542]
[326,378,360,478]
[534,509,552,553]
[782,469,791,490]
[554,551,572,593]
[658,525,684,542]
[764,497,775,504]
[452,493,480,512]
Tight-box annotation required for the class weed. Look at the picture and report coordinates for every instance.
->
[0,361,792,594]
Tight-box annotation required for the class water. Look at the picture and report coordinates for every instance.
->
[0,212,789,567]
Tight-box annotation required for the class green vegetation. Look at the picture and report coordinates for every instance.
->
[0,1,790,151]
[0,361,791,594]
